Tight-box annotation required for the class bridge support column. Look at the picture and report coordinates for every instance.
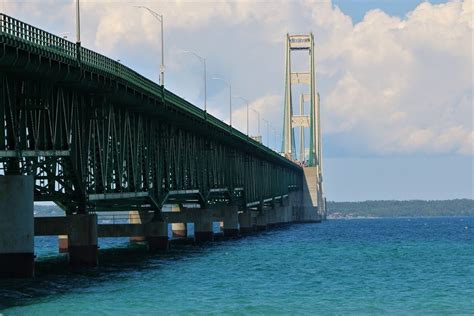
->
[279,198,292,225]
[171,205,187,238]
[0,175,34,278]
[58,235,69,253]
[68,214,98,267]
[146,221,169,252]
[266,206,277,229]
[256,210,268,231]
[129,210,146,242]
[302,167,320,222]
[239,211,254,235]
[290,191,302,222]
[194,212,214,243]
[223,206,239,237]
[285,203,293,223]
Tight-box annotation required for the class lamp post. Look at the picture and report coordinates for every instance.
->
[212,77,232,128]
[76,0,81,61]
[233,96,249,136]
[251,108,260,142]
[179,50,207,114]
[76,0,80,44]
[262,118,270,148]
[135,6,164,86]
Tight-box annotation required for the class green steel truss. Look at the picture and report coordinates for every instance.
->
[0,14,302,214]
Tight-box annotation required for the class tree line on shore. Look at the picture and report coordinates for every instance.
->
[327,199,474,217]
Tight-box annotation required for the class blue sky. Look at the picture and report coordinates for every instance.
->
[325,0,472,201]
[333,0,449,23]
[3,1,472,202]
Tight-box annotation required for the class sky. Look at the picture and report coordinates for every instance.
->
[1,0,472,201]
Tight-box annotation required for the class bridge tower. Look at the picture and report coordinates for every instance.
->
[282,33,326,219]
[282,33,320,167]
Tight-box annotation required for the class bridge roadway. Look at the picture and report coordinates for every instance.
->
[0,14,325,277]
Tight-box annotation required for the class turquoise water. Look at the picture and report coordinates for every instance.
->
[1,217,473,315]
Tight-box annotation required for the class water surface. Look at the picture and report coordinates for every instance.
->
[1,217,473,315]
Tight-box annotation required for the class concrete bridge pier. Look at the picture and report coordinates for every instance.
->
[171,205,187,238]
[0,175,34,278]
[68,214,98,267]
[289,191,303,222]
[280,199,292,225]
[129,210,147,242]
[239,211,255,234]
[194,211,214,243]
[146,220,169,252]
[256,210,268,231]
[223,206,239,237]
[266,206,278,228]
[301,167,321,222]
[269,198,289,226]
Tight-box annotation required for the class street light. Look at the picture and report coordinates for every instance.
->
[212,77,232,128]
[76,0,80,44]
[179,50,207,114]
[75,0,81,61]
[233,95,249,136]
[135,6,165,86]
[251,108,260,137]
[262,118,270,148]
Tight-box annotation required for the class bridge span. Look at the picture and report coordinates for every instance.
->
[0,14,325,277]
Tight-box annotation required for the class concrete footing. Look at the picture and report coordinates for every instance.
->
[223,206,239,237]
[0,253,35,278]
[147,236,169,252]
[256,209,268,231]
[301,167,322,222]
[223,228,239,237]
[146,221,169,252]
[68,214,98,267]
[194,231,214,242]
[194,215,213,243]
[0,175,34,278]
[239,211,255,235]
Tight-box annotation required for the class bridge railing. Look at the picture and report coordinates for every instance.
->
[0,13,160,95]
[80,46,159,96]
[0,13,76,60]
[0,13,258,132]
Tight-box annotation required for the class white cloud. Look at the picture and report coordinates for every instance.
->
[2,0,472,156]
[322,0,472,156]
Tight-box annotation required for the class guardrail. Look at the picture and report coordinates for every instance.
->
[0,14,77,59]
[0,13,160,95]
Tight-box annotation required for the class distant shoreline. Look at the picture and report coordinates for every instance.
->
[327,199,474,218]
[327,215,474,220]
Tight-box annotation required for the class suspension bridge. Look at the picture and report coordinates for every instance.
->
[0,13,325,277]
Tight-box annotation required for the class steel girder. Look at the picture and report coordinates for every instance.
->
[0,75,300,214]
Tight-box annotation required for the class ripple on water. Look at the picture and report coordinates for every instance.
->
[1,217,473,315]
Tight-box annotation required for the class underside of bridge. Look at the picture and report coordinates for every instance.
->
[0,14,326,277]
